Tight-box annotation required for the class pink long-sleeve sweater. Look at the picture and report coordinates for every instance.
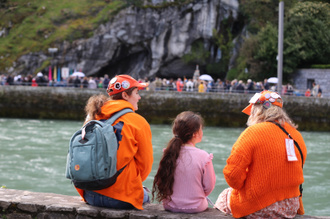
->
[163,146,216,212]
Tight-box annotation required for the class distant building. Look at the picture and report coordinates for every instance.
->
[293,69,329,98]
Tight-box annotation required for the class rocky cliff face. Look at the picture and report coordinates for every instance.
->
[15,0,241,79]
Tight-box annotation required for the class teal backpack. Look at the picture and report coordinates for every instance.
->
[65,108,133,190]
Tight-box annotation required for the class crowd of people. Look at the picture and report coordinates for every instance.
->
[71,74,306,219]
[0,73,323,97]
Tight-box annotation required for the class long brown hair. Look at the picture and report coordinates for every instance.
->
[152,111,204,202]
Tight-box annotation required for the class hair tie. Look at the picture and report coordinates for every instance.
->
[174,135,179,138]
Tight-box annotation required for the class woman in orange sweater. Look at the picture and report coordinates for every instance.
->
[215,90,307,218]
[75,75,153,210]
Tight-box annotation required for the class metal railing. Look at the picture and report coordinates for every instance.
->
[0,82,328,98]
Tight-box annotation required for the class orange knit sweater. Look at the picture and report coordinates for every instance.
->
[223,122,307,218]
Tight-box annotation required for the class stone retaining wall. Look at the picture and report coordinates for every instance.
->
[0,189,329,219]
[0,86,329,131]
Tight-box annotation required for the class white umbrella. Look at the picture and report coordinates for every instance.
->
[72,72,85,77]
[267,77,278,84]
[199,74,214,81]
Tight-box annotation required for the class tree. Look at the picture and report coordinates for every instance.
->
[235,1,330,81]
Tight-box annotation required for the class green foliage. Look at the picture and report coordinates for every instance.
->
[0,0,126,73]
[310,64,330,69]
[182,41,210,65]
[283,17,330,73]
[207,28,233,79]
[238,0,299,34]
[236,1,330,81]
[226,68,239,81]
[289,1,330,27]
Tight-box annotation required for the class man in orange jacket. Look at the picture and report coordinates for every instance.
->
[76,75,153,210]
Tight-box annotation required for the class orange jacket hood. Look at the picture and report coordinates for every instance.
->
[95,100,135,120]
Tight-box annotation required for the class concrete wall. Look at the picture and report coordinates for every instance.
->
[293,69,330,98]
[0,189,328,219]
[0,86,329,131]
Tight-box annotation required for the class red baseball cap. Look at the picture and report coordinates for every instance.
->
[242,90,283,115]
[107,75,148,96]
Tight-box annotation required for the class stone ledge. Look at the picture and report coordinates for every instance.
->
[0,189,329,219]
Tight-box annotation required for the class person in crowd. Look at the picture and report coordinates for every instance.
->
[73,76,81,88]
[246,79,254,93]
[263,79,269,90]
[155,77,162,90]
[312,82,318,97]
[176,78,183,92]
[103,74,110,88]
[75,75,153,210]
[225,80,231,92]
[235,80,245,93]
[215,90,306,218]
[6,74,14,85]
[207,80,213,92]
[36,72,47,86]
[81,77,88,88]
[255,82,263,92]
[198,81,205,93]
[152,111,216,213]
[94,77,100,86]
[98,77,104,88]
[144,77,150,91]
[229,80,236,93]
[31,78,38,87]
[317,85,322,97]
[170,78,176,91]
[304,88,311,97]
[88,77,97,89]
[67,76,74,87]
[186,79,194,92]
[287,83,294,95]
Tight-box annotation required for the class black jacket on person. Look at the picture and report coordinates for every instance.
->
[82,79,88,88]
[36,76,47,86]
[73,77,81,88]
[236,84,245,93]
[103,77,110,88]
[247,82,254,93]
[6,76,14,85]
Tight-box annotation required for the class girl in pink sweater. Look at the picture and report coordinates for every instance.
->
[152,111,216,213]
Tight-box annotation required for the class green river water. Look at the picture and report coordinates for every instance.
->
[0,118,329,216]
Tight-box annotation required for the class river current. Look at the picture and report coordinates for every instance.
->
[0,118,329,216]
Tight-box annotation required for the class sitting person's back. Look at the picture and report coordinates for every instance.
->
[152,111,216,213]
[75,75,153,210]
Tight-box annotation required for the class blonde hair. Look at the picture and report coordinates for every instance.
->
[83,88,137,125]
[247,104,297,129]
[83,94,110,125]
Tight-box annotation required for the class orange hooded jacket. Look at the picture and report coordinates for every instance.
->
[76,100,153,210]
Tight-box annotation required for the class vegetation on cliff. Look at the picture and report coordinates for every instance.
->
[0,0,128,73]
[1,0,330,81]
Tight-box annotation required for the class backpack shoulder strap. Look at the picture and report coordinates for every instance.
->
[105,108,134,125]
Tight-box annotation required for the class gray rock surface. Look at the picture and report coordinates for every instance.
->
[0,189,329,219]
[12,0,243,79]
